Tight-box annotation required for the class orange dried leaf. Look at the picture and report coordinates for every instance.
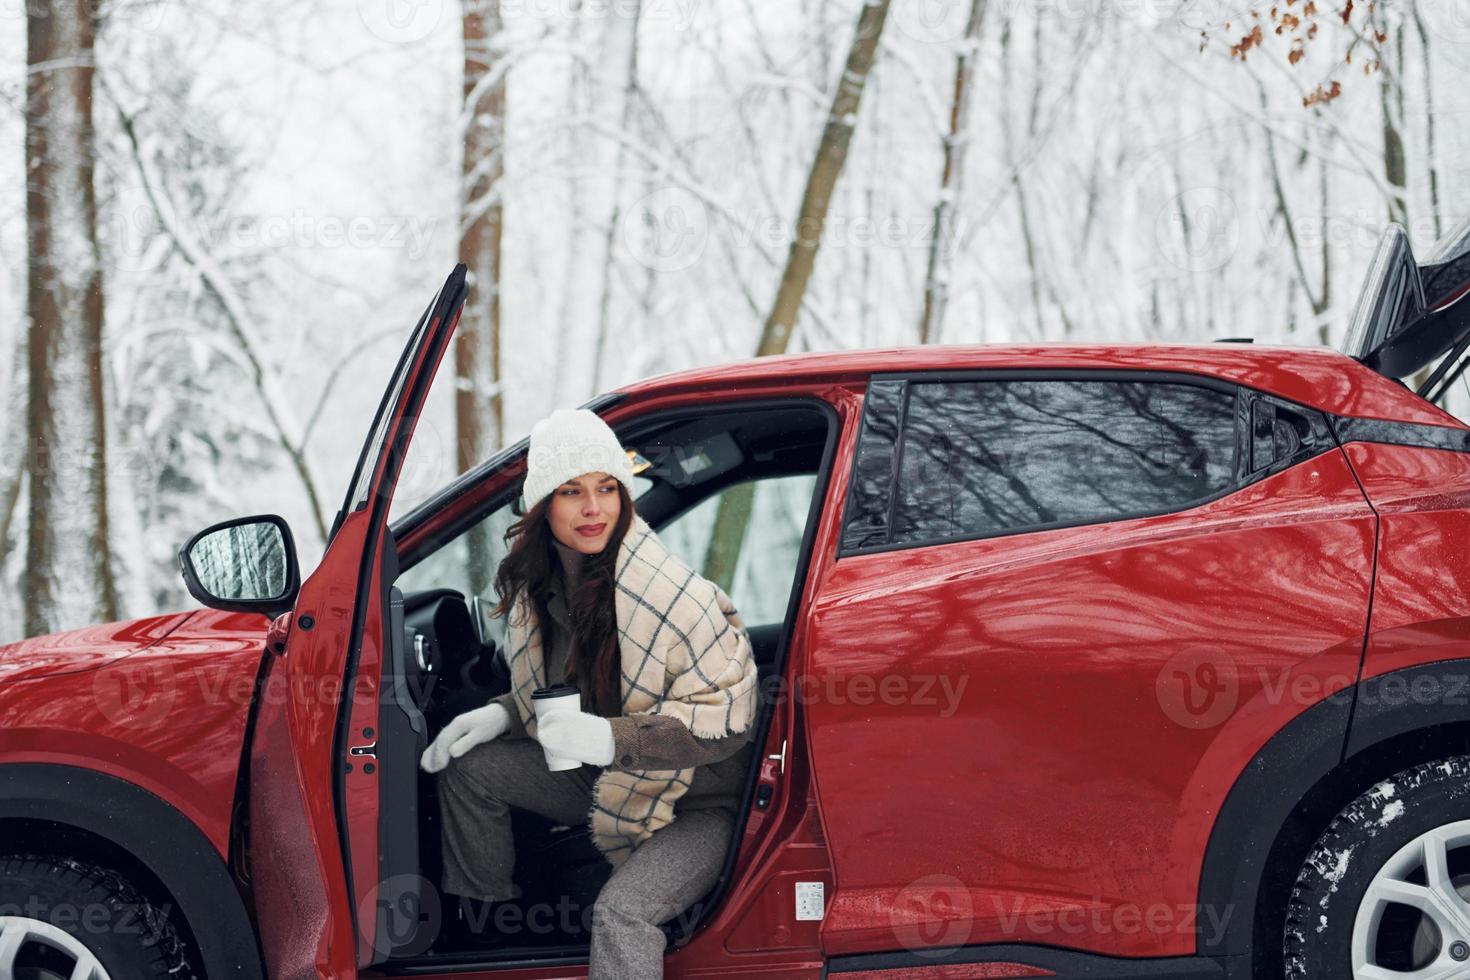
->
[1303,79,1343,107]
[1230,24,1266,59]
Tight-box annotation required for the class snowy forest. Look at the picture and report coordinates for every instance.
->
[2,0,1466,644]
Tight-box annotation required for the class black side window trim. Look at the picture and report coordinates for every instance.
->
[837,369,1335,559]
[1330,415,1470,454]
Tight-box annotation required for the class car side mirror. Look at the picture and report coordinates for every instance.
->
[178,515,301,617]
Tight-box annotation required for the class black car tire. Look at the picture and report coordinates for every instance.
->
[0,854,198,980]
[1284,755,1470,978]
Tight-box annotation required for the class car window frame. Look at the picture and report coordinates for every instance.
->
[837,368,1334,559]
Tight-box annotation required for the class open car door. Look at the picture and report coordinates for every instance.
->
[247,266,468,978]
[1348,218,1470,395]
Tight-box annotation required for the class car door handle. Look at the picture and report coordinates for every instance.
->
[767,738,787,775]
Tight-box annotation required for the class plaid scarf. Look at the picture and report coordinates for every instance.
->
[503,512,759,865]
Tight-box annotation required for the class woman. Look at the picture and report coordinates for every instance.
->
[419,407,759,978]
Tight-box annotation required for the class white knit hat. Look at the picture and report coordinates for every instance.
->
[520,408,637,510]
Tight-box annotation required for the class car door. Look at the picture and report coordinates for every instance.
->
[805,372,1376,961]
[382,396,842,977]
[247,266,468,978]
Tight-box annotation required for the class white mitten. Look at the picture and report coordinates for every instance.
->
[536,711,615,767]
[420,701,512,773]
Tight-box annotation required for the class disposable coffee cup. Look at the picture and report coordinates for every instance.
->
[532,683,583,772]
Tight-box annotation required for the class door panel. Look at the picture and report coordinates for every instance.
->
[807,452,1374,958]
[1346,442,1470,680]
[249,266,468,978]
[363,391,851,978]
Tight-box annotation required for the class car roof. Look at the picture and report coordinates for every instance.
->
[611,343,1457,428]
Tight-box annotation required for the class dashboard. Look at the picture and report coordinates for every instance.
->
[399,588,509,726]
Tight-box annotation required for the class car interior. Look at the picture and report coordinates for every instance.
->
[376,400,837,968]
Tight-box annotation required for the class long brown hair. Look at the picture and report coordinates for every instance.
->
[490,482,635,716]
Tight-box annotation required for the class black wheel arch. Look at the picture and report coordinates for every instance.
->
[1198,657,1470,977]
[0,762,266,979]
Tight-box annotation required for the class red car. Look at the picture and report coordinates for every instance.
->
[4,221,1470,980]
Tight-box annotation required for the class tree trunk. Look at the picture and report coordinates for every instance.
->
[919,0,988,345]
[755,0,892,357]
[551,1,640,408]
[1253,75,1328,325]
[999,11,1046,341]
[1379,17,1409,228]
[24,0,118,636]
[1412,3,1441,239]
[1318,149,1333,345]
[701,481,755,596]
[703,0,891,587]
[591,18,642,395]
[0,341,28,574]
[0,457,23,573]
[460,0,507,597]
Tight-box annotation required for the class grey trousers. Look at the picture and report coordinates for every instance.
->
[438,737,735,979]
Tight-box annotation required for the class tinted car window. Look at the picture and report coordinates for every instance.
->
[872,379,1237,548]
[839,379,906,551]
